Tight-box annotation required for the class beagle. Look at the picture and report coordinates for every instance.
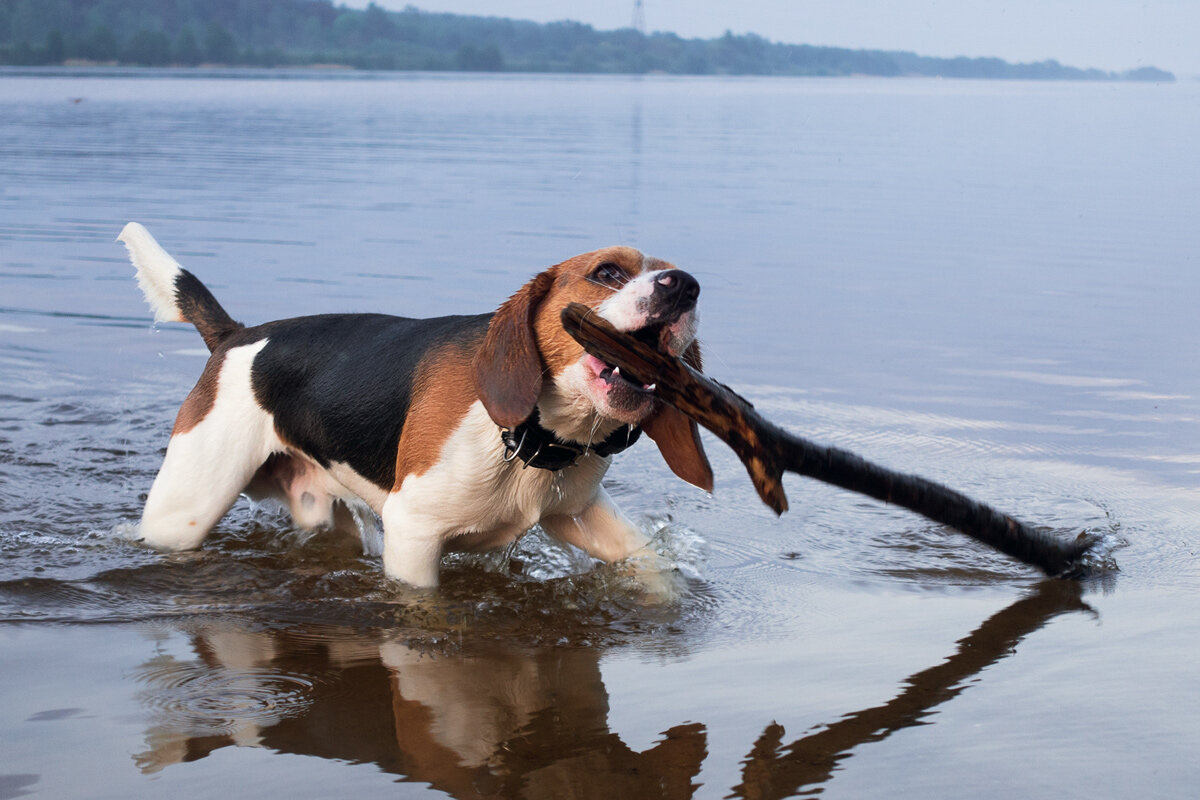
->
[118,223,711,588]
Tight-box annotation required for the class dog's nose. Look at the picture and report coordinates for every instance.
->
[654,269,700,311]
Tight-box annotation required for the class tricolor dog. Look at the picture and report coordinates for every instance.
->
[118,224,711,588]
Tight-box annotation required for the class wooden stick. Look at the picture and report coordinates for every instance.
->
[561,303,1098,577]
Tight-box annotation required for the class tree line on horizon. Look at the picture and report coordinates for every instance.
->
[0,0,1175,81]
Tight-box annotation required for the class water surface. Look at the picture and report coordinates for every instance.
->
[2,69,1199,798]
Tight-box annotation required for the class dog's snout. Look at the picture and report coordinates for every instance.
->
[654,269,700,311]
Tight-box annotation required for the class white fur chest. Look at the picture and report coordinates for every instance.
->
[387,402,611,550]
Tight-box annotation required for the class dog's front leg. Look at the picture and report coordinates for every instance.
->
[380,493,446,588]
[543,488,679,602]
[541,486,649,562]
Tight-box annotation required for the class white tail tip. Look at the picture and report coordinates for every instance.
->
[118,222,185,324]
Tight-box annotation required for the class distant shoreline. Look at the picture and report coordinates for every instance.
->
[0,64,1183,87]
[0,1,1176,83]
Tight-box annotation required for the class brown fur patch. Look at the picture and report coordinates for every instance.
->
[171,351,224,435]
[643,339,713,491]
[473,270,556,429]
[394,341,482,489]
[644,404,713,491]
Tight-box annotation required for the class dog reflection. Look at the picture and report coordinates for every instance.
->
[134,627,706,799]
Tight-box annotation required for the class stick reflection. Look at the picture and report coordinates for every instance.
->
[732,580,1089,798]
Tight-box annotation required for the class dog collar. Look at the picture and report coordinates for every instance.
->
[500,408,642,471]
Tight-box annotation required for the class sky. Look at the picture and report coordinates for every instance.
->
[347,1,1199,76]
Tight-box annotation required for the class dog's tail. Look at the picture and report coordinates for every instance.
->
[117,222,243,352]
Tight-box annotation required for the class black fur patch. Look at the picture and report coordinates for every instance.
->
[174,269,243,351]
[245,313,491,490]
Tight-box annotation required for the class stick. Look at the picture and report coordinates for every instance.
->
[561,303,1098,577]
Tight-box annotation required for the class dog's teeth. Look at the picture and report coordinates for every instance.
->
[612,366,621,377]
[645,383,656,391]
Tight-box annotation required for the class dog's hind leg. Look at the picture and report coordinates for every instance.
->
[139,428,267,551]
[137,340,277,551]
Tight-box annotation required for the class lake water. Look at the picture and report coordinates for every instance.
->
[2,68,1199,798]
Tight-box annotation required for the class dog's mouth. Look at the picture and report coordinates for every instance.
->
[584,354,657,394]
[583,321,668,396]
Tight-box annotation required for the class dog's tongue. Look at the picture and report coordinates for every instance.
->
[585,354,655,391]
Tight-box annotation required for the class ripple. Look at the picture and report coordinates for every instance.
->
[0,576,112,619]
[134,659,315,734]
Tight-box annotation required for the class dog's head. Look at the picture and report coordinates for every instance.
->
[473,247,712,491]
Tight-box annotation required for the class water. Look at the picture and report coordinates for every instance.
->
[2,68,1199,798]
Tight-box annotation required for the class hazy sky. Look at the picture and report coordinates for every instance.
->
[349,1,1198,76]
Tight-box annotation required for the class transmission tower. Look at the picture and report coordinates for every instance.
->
[632,0,645,33]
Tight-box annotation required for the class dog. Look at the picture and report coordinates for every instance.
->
[118,223,711,588]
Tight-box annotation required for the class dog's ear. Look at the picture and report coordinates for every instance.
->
[644,341,713,492]
[474,270,555,428]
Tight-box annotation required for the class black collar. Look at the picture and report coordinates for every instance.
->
[500,407,642,471]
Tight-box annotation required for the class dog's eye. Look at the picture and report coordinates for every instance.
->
[591,262,626,287]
